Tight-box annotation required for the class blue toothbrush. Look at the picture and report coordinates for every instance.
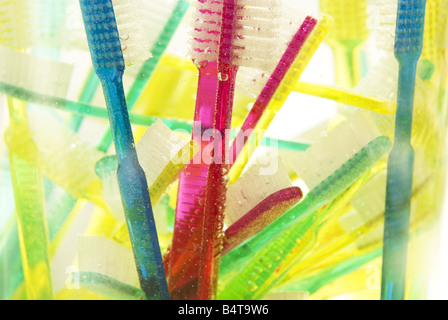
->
[79,0,169,300]
[381,0,426,300]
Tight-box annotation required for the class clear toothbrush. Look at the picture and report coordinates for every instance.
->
[381,0,427,300]
[79,0,168,300]
[229,15,318,173]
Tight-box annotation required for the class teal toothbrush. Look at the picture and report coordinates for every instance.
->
[79,0,169,300]
[381,0,427,300]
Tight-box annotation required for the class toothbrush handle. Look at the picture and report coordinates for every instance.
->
[197,64,237,300]
[382,144,414,300]
[96,54,167,153]
[381,55,418,300]
[99,74,169,300]
[116,154,169,300]
[168,62,218,297]
[0,218,24,300]
[99,75,136,161]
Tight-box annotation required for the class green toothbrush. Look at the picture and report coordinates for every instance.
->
[218,135,392,299]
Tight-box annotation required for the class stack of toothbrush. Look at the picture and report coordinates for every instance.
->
[0,0,447,300]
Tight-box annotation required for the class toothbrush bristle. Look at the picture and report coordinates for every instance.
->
[79,0,125,70]
[189,0,223,63]
[0,0,36,49]
[394,0,426,54]
[28,111,104,200]
[227,0,281,71]
[140,0,179,46]
[111,0,152,66]
[374,0,399,51]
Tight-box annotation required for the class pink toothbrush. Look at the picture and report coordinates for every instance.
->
[230,16,318,166]
[198,0,280,299]
[168,0,280,299]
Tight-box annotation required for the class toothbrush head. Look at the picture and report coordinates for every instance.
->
[140,0,186,49]
[319,0,369,43]
[79,0,125,70]
[394,0,426,55]
[80,0,154,69]
[189,0,223,64]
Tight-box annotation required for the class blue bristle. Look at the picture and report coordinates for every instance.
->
[79,0,124,70]
[394,0,426,54]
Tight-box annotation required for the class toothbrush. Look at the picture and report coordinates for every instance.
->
[219,111,391,278]
[197,0,240,300]
[197,0,282,299]
[217,135,392,300]
[319,0,369,88]
[166,0,222,298]
[229,14,333,184]
[381,0,426,300]
[167,0,280,299]
[280,125,437,290]
[79,0,169,300]
[4,97,53,300]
